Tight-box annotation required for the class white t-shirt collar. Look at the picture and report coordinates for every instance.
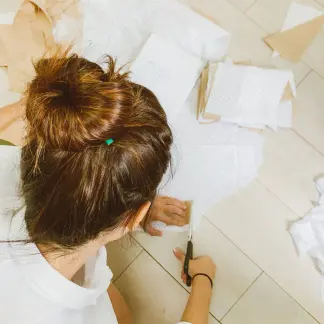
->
[7,210,112,310]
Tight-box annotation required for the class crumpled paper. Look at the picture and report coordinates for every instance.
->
[290,177,324,301]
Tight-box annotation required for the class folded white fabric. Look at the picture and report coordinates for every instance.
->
[130,34,203,121]
[204,60,296,130]
[54,0,230,66]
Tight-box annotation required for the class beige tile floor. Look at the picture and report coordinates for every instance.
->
[1,0,324,323]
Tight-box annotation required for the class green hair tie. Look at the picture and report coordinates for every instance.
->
[105,138,114,145]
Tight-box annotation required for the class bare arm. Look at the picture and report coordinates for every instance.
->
[181,277,212,324]
[174,249,216,324]
[0,101,23,132]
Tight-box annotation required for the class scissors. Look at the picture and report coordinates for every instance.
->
[184,223,193,287]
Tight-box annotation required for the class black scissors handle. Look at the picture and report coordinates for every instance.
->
[184,240,193,287]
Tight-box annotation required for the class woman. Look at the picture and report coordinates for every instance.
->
[0,51,215,323]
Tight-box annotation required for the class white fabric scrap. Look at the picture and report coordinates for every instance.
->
[273,2,323,57]
[204,60,296,130]
[290,177,324,300]
[130,34,203,121]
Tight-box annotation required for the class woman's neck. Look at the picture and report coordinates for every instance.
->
[38,241,102,280]
[37,229,126,280]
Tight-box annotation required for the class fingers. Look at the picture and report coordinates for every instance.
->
[163,214,187,227]
[173,248,185,264]
[181,270,187,284]
[163,197,187,210]
[165,205,186,218]
[146,225,163,237]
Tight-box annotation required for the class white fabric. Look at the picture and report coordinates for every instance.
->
[290,177,324,302]
[54,0,230,67]
[158,91,264,230]
[0,147,117,324]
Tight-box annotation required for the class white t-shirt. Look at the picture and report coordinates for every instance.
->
[0,146,118,324]
[0,145,190,324]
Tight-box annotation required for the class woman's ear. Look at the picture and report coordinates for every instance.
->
[129,201,151,231]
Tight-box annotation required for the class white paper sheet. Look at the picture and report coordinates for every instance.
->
[204,61,295,130]
[0,12,15,24]
[277,101,293,128]
[130,34,203,121]
[290,177,324,302]
[273,2,323,57]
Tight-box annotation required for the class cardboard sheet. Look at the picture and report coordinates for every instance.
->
[0,25,12,67]
[197,64,209,120]
[0,0,58,92]
[264,2,324,62]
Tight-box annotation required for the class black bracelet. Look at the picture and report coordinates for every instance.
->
[192,273,213,289]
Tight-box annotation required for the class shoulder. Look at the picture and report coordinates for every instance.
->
[0,145,21,198]
[0,145,24,239]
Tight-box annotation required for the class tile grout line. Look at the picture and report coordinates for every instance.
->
[311,68,324,81]
[126,238,224,322]
[131,235,193,295]
[296,69,312,87]
[203,216,263,271]
[202,210,320,322]
[240,3,317,75]
[265,274,320,324]
[209,312,220,323]
[130,235,224,322]
[202,191,321,321]
[112,249,144,283]
[255,177,311,220]
[130,221,318,322]
[244,0,257,13]
[292,129,324,159]
[252,179,321,322]
[219,271,264,322]
[228,0,257,14]
[314,0,324,9]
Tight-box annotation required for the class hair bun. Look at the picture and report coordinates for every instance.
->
[25,52,132,152]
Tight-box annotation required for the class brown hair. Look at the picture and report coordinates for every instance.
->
[21,51,172,250]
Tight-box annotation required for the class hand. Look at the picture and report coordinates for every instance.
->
[173,248,216,284]
[145,196,187,236]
